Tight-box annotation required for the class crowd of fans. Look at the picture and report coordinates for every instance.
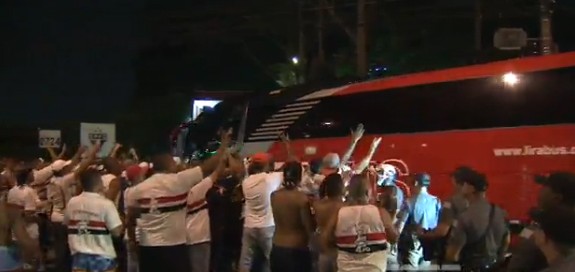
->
[1,124,575,272]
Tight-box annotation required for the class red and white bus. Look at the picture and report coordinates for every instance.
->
[180,52,575,221]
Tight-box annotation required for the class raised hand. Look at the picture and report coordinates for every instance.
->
[370,137,382,150]
[279,132,290,143]
[351,123,365,142]
[221,128,233,147]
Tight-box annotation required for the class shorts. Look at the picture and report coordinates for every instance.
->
[270,245,312,272]
[0,246,22,272]
[72,253,117,272]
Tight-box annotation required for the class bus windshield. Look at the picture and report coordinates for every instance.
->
[182,100,245,157]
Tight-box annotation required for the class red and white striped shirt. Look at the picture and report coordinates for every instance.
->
[64,192,123,259]
[128,167,205,246]
[335,205,388,254]
[186,177,214,245]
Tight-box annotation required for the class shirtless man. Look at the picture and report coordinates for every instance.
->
[313,173,344,272]
[270,161,315,272]
[0,202,40,272]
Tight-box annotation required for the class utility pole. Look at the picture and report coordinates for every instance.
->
[474,0,482,52]
[539,0,554,55]
[356,0,367,77]
[297,0,305,83]
[318,0,325,61]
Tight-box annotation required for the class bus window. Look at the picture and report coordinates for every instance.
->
[285,66,575,139]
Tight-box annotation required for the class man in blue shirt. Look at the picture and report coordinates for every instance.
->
[396,173,441,269]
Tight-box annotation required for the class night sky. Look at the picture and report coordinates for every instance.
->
[1,0,574,127]
[0,0,143,125]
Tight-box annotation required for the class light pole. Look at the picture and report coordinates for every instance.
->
[292,57,299,65]
[292,56,300,84]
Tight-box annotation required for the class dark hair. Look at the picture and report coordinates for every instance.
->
[452,166,475,185]
[247,162,266,175]
[151,153,173,172]
[283,161,302,189]
[324,173,344,198]
[309,159,322,175]
[347,174,369,200]
[16,168,33,187]
[103,157,123,176]
[79,169,103,192]
[468,172,489,192]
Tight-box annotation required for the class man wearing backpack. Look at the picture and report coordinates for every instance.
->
[444,169,510,272]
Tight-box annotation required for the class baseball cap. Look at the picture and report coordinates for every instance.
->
[126,165,149,181]
[530,206,575,245]
[414,173,431,187]
[535,172,575,205]
[251,153,271,164]
[52,160,72,172]
[322,153,340,169]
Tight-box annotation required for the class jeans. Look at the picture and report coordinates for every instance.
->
[126,241,138,272]
[188,242,211,272]
[139,244,189,272]
[239,226,275,272]
[52,222,71,272]
[270,245,312,272]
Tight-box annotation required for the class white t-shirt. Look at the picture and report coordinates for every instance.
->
[127,167,205,247]
[242,172,283,228]
[64,192,123,259]
[48,173,77,223]
[186,177,214,245]
[7,186,39,212]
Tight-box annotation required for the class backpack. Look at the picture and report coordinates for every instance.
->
[460,204,503,270]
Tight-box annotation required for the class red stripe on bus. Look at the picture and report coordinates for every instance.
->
[334,52,575,97]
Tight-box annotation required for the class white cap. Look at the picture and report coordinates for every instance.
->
[52,160,72,172]
[322,153,340,169]
[139,162,149,168]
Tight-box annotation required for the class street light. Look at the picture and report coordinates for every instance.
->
[291,56,299,65]
[502,72,519,86]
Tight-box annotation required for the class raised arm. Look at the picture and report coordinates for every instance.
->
[279,133,297,162]
[339,124,365,167]
[73,143,101,195]
[46,147,59,161]
[354,137,382,173]
[128,147,140,162]
[108,143,122,158]
[198,129,232,178]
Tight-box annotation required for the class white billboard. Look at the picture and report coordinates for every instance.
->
[38,129,62,148]
[80,123,116,157]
